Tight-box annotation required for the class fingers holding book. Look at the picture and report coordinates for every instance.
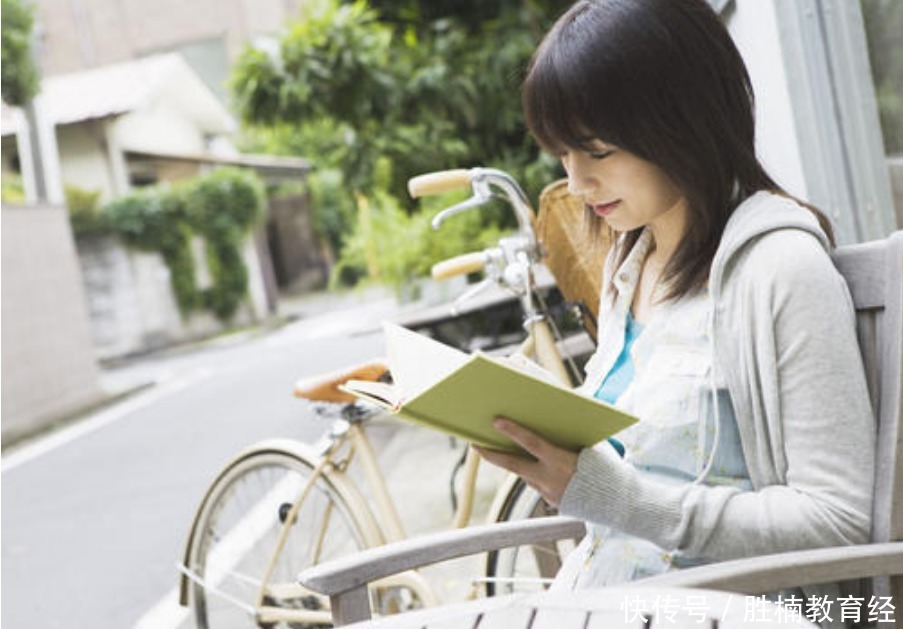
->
[474,417,579,508]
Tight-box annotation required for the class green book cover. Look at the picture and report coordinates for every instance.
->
[341,323,637,454]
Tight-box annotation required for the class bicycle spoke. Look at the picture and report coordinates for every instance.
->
[186,448,368,628]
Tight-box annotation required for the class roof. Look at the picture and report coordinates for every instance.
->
[125,148,311,180]
[1,53,235,136]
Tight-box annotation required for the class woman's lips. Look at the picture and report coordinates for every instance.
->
[590,200,621,217]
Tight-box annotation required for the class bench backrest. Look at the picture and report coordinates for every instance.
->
[831,230,903,601]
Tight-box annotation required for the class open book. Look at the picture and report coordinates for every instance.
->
[340,322,637,453]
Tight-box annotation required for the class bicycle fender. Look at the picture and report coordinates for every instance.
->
[177,438,385,607]
[485,472,524,524]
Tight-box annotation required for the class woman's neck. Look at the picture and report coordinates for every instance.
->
[646,198,687,263]
[632,201,688,323]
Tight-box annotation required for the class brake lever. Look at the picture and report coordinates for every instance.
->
[431,195,486,230]
[449,277,495,316]
[431,188,509,230]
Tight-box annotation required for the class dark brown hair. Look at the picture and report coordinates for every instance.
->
[523,0,833,301]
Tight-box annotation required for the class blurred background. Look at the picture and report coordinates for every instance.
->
[2,0,901,438]
[1,1,901,627]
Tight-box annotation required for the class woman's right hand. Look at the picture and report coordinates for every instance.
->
[474,417,579,508]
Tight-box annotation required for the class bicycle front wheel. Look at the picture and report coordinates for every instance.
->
[484,477,580,596]
[185,444,371,628]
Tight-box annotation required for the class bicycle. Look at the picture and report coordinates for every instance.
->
[177,168,596,628]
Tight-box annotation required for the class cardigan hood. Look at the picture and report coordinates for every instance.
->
[562,190,874,569]
[710,191,831,302]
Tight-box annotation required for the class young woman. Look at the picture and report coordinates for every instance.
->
[475,0,875,592]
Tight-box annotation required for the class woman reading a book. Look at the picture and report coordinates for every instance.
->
[475,0,875,591]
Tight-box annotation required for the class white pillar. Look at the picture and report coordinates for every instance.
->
[22,94,65,205]
[13,107,39,204]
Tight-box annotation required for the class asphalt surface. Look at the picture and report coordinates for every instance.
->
[1,284,511,629]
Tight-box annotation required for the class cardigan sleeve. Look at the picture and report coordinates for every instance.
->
[559,229,875,560]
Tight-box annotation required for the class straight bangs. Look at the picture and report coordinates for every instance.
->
[522,1,648,160]
[522,51,593,156]
[522,3,628,157]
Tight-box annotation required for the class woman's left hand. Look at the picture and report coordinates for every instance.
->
[474,417,579,507]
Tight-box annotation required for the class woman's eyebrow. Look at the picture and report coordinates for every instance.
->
[577,138,610,151]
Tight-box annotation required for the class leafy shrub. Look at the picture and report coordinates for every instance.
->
[184,168,266,320]
[1,172,26,203]
[105,186,201,313]
[333,187,505,295]
[65,184,111,236]
[102,169,266,321]
[306,167,357,256]
[185,168,265,239]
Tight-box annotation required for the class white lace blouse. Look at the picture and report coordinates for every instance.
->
[554,229,752,588]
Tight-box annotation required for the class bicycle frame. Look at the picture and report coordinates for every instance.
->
[180,166,585,626]
[319,418,490,542]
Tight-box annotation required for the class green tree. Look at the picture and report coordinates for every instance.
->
[231,0,569,289]
[1,0,40,105]
[861,0,903,153]
[231,0,567,202]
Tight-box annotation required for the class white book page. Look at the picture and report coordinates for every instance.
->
[340,380,400,408]
[382,321,470,398]
[496,352,566,385]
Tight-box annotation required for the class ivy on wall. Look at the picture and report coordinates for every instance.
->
[86,168,266,322]
[184,169,265,320]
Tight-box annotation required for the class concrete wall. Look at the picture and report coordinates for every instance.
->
[32,0,305,77]
[75,233,269,360]
[1,205,104,441]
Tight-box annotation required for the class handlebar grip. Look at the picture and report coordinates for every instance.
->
[431,252,486,280]
[408,169,472,198]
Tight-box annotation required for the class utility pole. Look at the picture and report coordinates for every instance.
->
[17,13,63,205]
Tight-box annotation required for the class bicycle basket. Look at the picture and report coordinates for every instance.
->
[536,179,610,338]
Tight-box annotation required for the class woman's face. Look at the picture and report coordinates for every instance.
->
[560,140,687,238]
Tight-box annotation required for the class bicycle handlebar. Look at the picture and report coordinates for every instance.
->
[411,166,543,314]
[431,251,487,281]
[408,167,537,248]
[408,169,472,198]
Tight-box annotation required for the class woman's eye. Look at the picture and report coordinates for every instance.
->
[589,150,614,160]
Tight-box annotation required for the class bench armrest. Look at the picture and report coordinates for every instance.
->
[634,542,903,593]
[298,516,584,625]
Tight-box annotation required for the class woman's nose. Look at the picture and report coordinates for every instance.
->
[564,153,593,197]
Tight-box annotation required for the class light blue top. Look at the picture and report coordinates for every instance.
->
[594,311,643,406]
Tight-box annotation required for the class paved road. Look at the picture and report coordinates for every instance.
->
[1,292,411,629]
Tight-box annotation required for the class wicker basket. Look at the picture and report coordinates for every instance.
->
[535,179,610,338]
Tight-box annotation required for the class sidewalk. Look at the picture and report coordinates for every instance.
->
[364,415,510,604]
